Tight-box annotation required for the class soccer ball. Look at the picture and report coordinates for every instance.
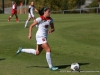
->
[71,63,80,71]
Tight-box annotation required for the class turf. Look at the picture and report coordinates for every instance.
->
[0,14,100,75]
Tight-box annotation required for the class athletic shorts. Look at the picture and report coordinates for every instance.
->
[36,36,47,44]
[28,13,34,18]
[12,10,17,14]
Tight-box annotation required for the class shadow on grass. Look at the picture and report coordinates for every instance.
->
[55,64,70,69]
[26,63,90,69]
[55,63,89,69]
[0,58,6,61]
[26,66,48,68]
[78,63,90,66]
[26,65,70,69]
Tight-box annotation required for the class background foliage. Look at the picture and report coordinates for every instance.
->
[11,0,85,10]
[88,0,99,7]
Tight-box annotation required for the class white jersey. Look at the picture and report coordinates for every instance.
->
[36,16,54,38]
[28,5,35,15]
[12,4,17,9]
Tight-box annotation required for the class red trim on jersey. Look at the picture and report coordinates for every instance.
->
[40,15,51,20]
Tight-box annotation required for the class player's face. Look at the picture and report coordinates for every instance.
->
[44,9,51,17]
[31,2,34,6]
[12,2,16,4]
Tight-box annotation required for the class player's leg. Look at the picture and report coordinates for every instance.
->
[15,13,19,22]
[25,17,31,28]
[31,15,36,23]
[42,43,52,68]
[8,14,14,22]
[25,14,31,28]
[16,47,36,55]
[16,35,44,55]
[32,16,36,20]
[16,45,43,55]
[35,45,43,55]
[41,43,58,70]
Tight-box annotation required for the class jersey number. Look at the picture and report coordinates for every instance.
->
[45,25,49,28]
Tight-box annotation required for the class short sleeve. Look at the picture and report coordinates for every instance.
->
[36,17,42,24]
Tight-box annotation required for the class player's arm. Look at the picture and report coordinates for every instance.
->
[48,23,55,34]
[28,20,38,39]
[35,8,38,13]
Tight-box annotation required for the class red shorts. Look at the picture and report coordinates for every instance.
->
[12,9,17,14]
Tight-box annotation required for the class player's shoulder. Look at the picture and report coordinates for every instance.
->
[36,17,42,21]
[40,15,53,20]
[37,16,42,19]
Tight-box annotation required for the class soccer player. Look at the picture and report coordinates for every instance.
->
[8,1,19,22]
[24,1,38,28]
[16,7,58,71]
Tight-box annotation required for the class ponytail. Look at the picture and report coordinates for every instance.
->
[38,7,50,16]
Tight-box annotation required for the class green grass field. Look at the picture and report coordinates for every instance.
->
[0,14,100,75]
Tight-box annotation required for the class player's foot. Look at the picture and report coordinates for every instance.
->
[24,24,28,28]
[50,67,58,71]
[8,19,10,22]
[16,20,19,22]
[16,47,22,55]
[24,26,28,28]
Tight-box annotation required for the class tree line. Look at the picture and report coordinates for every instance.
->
[11,0,99,10]
[12,0,85,10]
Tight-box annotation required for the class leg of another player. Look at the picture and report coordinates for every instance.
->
[15,14,19,22]
[32,17,36,21]
[25,17,31,28]
[8,14,14,22]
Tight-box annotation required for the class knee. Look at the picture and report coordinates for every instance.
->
[36,51,40,55]
[46,48,51,52]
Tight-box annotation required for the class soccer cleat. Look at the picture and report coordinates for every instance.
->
[50,67,58,71]
[16,20,19,22]
[16,47,22,55]
[8,18,10,22]
[24,24,28,28]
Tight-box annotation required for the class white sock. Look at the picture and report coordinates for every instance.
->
[46,52,53,68]
[22,49,36,55]
[10,16,12,18]
[25,20,29,27]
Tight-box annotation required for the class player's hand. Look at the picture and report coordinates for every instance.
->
[28,35,32,39]
[48,30,52,34]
